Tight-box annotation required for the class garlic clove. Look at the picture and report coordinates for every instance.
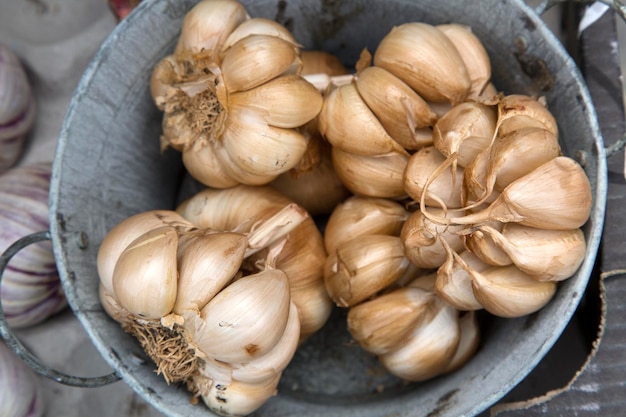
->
[380,299,460,381]
[401,208,465,269]
[347,286,435,355]
[495,94,559,138]
[173,231,248,315]
[319,82,408,157]
[470,265,557,318]
[404,146,464,209]
[202,373,281,417]
[213,143,280,186]
[111,226,179,319]
[231,301,300,383]
[462,147,499,206]
[323,196,410,254]
[479,83,500,101]
[299,50,349,76]
[432,102,497,168]
[443,310,480,373]
[474,223,587,281]
[489,127,561,192]
[221,17,297,51]
[406,272,438,291]
[270,130,351,216]
[290,282,333,342]
[228,74,323,129]
[428,101,453,119]
[191,269,291,363]
[174,0,249,56]
[97,210,195,296]
[331,147,408,199]
[464,221,512,266]
[374,22,471,105]
[435,250,487,311]
[149,55,180,111]
[355,66,437,150]
[437,24,491,97]
[99,283,132,325]
[182,143,240,189]
[219,108,308,179]
[324,235,412,307]
[220,34,301,93]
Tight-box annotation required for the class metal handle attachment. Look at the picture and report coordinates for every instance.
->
[0,231,120,387]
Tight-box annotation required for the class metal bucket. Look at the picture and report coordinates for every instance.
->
[0,0,607,416]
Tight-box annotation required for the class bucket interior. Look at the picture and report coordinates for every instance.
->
[49,1,606,416]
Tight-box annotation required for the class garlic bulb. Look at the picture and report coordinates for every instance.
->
[323,196,478,382]
[0,163,67,328]
[319,22,493,198]
[151,0,323,188]
[98,186,331,416]
[0,341,44,417]
[0,44,37,174]
[400,93,591,319]
[99,212,300,415]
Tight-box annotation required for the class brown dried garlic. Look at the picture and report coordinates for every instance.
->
[97,186,332,416]
[318,22,493,198]
[150,0,323,188]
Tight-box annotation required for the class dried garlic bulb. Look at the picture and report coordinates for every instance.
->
[319,22,492,198]
[97,187,331,416]
[151,0,323,188]
[270,51,351,215]
[401,93,592,318]
[323,196,479,381]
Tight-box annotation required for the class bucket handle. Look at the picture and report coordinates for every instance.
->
[0,231,120,388]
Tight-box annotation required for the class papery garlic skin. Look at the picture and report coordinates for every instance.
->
[152,1,323,188]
